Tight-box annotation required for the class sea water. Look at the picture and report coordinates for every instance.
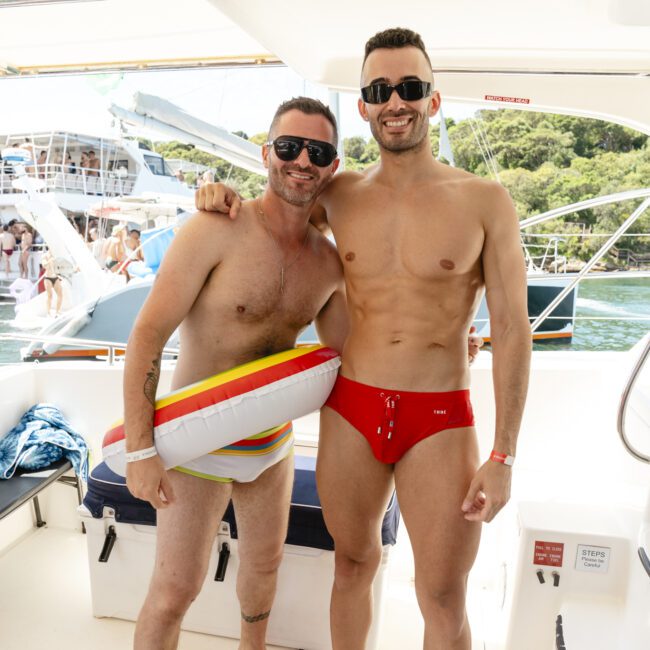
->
[0,278,648,364]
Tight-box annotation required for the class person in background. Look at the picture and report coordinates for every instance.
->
[19,224,33,279]
[87,150,100,177]
[36,150,47,179]
[1,224,16,276]
[126,229,145,263]
[41,247,63,317]
[103,223,127,272]
[88,227,107,267]
[66,152,77,174]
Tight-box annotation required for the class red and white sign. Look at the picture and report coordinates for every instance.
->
[533,540,564,567]
[484,94,531,105]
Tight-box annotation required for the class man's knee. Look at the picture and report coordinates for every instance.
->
[415,578,468,638]
[333,541,382,590]
[147,575,203,619]
[239,544,284,577]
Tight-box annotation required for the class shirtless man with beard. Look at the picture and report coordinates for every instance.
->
[123,98,348,650]
[197,27,530,650]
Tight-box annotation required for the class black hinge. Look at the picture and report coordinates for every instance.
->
[214,542,230,582]
[98,525,117,562]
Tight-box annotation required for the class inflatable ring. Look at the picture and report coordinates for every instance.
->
[102,345,341,476]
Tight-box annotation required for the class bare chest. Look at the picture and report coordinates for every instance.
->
[189,243,332,339]
[330,189,485,282]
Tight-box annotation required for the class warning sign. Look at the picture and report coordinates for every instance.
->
[575,544,610,573]
[533,540,564,567]
[484,94,531,105]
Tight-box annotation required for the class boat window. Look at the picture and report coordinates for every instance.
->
[143,154,173,177]
[107,160,130,173]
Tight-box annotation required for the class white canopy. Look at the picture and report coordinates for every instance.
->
[0,0,277,74]
[213,0,650,134]
[1,0,649,133]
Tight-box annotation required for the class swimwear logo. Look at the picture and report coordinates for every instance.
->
[433,409,447,415]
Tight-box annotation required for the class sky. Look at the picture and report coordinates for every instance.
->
[0,65,483,143]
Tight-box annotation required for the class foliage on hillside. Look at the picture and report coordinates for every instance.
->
[152,109,650,265]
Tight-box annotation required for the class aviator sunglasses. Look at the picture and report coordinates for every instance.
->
[361,79,432,104]
[267,135,338,167]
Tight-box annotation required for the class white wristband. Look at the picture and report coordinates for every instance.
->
[125,446,158,463]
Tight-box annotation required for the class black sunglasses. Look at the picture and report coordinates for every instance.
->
[267,136,338,167]
[361,80,432,104]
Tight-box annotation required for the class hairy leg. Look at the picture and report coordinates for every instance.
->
[394,427,481,650]
[134,470,232,650]
[317,407,394,650]
[231,454,294,650]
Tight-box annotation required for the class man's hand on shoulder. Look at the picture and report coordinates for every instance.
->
[195,182,241,218]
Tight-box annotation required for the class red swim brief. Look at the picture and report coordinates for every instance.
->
[324,374,475,464]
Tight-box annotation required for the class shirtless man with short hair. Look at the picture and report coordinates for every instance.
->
[86,150,100,176]
[196,27,530,650]
[1,225,16,276]
[123,98,348,650]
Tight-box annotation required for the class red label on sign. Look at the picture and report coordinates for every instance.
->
[533,541,564,566]
[484,94,531,105]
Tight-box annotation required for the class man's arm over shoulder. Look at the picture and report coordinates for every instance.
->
[123,212,229,507]
[315,280,348,354]
[314,241,348,353]
[462,181,531,523]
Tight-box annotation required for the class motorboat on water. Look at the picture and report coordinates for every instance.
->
[0,1,649,649]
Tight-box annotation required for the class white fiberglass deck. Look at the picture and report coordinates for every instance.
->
[0,348,648,649]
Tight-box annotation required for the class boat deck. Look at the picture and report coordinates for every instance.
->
[0,516,491,650]
[1,349,648,649]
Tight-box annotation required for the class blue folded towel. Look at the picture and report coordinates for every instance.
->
[0,404,89,480]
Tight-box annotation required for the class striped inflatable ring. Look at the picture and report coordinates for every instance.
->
[102,345,341,476]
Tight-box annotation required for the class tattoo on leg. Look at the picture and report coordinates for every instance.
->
[143,357,161,406]
[241,610,271,623]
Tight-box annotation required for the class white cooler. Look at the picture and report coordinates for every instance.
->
[79,455,400,650]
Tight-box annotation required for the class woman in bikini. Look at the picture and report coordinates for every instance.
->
[19,224,33,279]
[41,248,63,316]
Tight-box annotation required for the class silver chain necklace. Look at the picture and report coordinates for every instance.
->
[257,198,310,293]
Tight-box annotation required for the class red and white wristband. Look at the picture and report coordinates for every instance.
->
[490,450,515,467]
[125,445,158,463]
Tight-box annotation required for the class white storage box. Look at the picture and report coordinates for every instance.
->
[79,455,400,650]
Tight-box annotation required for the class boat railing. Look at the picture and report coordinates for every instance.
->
[0,163,137,197]
[521,191,650,333]
[0,332,178,367]
[523,236,568,273]
[522,232,650,272]
[617,334,650,464]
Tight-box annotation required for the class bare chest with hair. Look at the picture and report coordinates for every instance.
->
[181,225,334,362]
